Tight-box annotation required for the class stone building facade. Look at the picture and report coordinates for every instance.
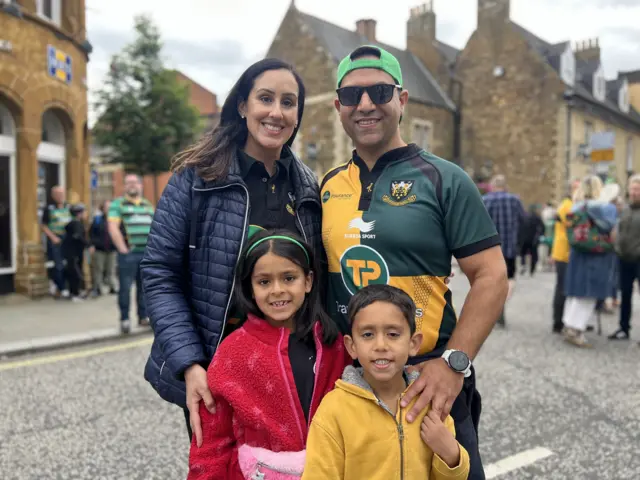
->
[0,0,92,295]
[267,2,458,178]
[456,0,640,204]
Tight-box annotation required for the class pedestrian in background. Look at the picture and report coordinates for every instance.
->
[518,204,545,276]
[41,185,71,298]
[89,200,117,296]
[540,202,556,271]
[562,176,619,348]
[108,174,154,334]
[483,174,526,326]
[609,175,640,341]
[62,203,91,302]
[550,179,581,334]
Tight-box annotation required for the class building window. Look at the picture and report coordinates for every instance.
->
[584,121,593,144]
[560,47,575,87]
[619,80,630,114]
[412,120,432,152]
[593,68,606,102]
[627,137,634,172]
[36,0,61,25]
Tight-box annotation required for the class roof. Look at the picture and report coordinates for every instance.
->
[511,22,640,128]
[434,40,460,65]
[619,70,640,84]
[296,11,455,111]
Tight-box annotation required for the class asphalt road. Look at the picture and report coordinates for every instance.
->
[1,271,639,479]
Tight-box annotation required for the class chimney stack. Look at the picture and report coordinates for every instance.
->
[574,37,601,63]
[477,0,510,30]
[356,19,377,43]
[407,2,436,42]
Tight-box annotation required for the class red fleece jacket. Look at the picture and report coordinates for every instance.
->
[187,314,351,480]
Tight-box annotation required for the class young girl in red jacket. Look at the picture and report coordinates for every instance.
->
[188,229,349,480]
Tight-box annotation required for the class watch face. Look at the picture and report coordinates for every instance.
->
[449,351,470,371]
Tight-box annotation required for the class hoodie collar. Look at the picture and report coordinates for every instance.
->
[337,365,419,407]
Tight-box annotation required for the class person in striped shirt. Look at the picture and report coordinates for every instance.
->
[108,174,154,333]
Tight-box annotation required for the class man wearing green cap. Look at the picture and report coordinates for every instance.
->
[322,45,508,478]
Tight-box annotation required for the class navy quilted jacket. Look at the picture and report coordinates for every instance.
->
[140,147,323,408]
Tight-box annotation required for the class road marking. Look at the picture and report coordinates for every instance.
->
[485,447,554,478]
[0,337,153,371]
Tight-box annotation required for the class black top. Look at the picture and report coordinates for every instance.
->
[62,219,88,258]
[288,334,316,422]
[238,150,299,234]
[352,144,420,211]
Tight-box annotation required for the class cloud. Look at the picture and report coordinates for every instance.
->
[577,0,640,6]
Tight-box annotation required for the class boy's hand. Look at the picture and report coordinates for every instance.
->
[420,410,460,468]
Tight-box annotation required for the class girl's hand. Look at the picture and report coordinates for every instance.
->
[185,364,216,448]
[420,410,460,468]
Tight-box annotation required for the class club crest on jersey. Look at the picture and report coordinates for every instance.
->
[382,180,417,206]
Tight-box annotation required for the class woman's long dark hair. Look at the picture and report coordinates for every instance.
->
[234,229,338,346]
[172,59,306,182]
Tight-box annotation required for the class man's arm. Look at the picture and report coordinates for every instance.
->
[108,220,128,254]
[41,208,60,244]
[448,245,508,359]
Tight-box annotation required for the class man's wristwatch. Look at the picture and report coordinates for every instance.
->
[441,349,472,378]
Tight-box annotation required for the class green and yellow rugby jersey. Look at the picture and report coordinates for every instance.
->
[108,196,155,253]
[322,144,500,356]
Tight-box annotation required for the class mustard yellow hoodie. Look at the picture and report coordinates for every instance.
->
[302,366,470,480]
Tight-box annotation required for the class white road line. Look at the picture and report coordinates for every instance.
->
[0,338,153,371]
[485,447,555,479]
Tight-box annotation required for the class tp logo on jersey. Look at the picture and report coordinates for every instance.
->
[340,245,389,294]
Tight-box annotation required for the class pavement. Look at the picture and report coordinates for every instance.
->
[1,270,639,479]
[0,290,151,358]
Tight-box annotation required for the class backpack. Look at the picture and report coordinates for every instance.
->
[565,206,614,254]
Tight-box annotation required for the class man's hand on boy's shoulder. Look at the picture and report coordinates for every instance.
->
[401,358,464,423]
[420,410,461,469]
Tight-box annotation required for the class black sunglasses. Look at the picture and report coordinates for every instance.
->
[336,84,401,107]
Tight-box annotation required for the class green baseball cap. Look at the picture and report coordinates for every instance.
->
[336,45,403,88]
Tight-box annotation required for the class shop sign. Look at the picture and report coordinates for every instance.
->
[47,45,72,85]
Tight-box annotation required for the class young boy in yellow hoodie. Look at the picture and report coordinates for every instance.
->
[302,284,470,479]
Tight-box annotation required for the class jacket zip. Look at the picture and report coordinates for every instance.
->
[192,182,250,352]
[307,326,323,428]
[289,192,320,243]
[254,460,304,476]
[277,329,306,445]
[379,401,405,480]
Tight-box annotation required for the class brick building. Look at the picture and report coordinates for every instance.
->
[267,1,458,177]
[456,0,640,204]
[91,70,219,209]
[0,0,92,295]
[173,70,220,132]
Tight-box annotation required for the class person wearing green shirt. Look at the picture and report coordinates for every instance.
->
[41,185,72,297]
[108,174,154,333]
[322,45,508,479]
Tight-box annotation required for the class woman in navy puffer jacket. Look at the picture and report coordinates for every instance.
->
[140,59,324,448]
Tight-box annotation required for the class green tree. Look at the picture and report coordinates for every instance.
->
[93,15,200,200]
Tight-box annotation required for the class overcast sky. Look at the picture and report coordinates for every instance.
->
[85,0,640,124]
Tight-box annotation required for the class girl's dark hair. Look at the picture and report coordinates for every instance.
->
[234,229,338,346]
[171,58,306,182]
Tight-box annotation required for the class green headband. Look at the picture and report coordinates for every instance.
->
[246,235,310,264]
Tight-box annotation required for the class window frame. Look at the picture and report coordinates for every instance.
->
[36,0,61,26]
[411,118,433,152]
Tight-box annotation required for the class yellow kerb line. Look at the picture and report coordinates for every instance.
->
[0,337,153,371]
